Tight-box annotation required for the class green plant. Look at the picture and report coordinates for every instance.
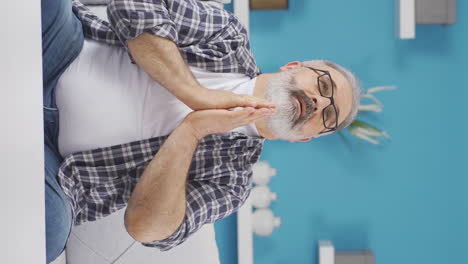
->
[345,85,396,145]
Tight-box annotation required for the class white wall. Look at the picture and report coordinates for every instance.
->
[0,0,46,263]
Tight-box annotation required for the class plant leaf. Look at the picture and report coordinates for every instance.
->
[349,129,380,144]
[360,93,383,106]
[344,85,396,147]
[358,104,382,112]
[367,85,397,94]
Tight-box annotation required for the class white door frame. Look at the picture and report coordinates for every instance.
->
[1,1,46,263]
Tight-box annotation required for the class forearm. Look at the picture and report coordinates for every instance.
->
[128,33,203,107]
[124,120,200,243]
[127,33,273,111]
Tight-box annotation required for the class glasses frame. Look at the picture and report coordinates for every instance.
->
[303,66,339,134]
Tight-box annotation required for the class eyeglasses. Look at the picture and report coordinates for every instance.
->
[303,66,339,134]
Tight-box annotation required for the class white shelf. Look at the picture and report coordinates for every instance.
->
[234,0,250,35]
[237,196,253,264]
[396,0,416,39]
[318,240,335,264]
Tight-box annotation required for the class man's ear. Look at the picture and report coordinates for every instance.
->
[280,61,303,72]
[289,137,312,143]
[316,131,333,138]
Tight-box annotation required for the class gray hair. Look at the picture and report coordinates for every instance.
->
[302,60,361,131]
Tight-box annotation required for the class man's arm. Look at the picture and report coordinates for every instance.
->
[124,120,198,242]
[124,107,274,242]
[128,33,273,110]
[127,33,205,111]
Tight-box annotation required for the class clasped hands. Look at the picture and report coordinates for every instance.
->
[183,86,277,140]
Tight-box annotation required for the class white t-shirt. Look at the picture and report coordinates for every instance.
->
[56,40,259,157]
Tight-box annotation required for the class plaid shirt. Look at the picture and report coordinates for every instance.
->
[71,0,261,78]
[60,0,264,250]
[58,132,264,250]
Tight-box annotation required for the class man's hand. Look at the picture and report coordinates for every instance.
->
[188,88,275,111]
[184,107,275,140]
[124,106,274,243]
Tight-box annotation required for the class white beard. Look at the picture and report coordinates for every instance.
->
[264,69,309,141]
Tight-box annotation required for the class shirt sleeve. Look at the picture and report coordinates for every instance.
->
[138,175,251,250]
[107,0,237,47]
[71,0,121,45]
[107,0,178,46]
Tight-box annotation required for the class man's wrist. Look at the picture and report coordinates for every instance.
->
[182,84,207,110]
[179,117,205,141]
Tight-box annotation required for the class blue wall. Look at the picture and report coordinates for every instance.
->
[216,1,467,264]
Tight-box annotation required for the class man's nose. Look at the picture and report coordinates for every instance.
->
[309,94,330,112]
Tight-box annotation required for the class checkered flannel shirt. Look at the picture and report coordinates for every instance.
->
[58,132,264,250]
[71,0,261,78]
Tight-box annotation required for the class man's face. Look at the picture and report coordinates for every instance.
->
[264,61,353,142]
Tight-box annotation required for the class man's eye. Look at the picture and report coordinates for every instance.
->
[323,107,336,125]
[324,110,331,120]
[320,81,329,92]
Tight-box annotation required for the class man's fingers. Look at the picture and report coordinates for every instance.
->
[254,99,276,109]
[254,107,275,115]
[229,107,255,117]
[240,95,276,109]
[227,107,275,128]
[243,108,275,123]
[242,107,256,116]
